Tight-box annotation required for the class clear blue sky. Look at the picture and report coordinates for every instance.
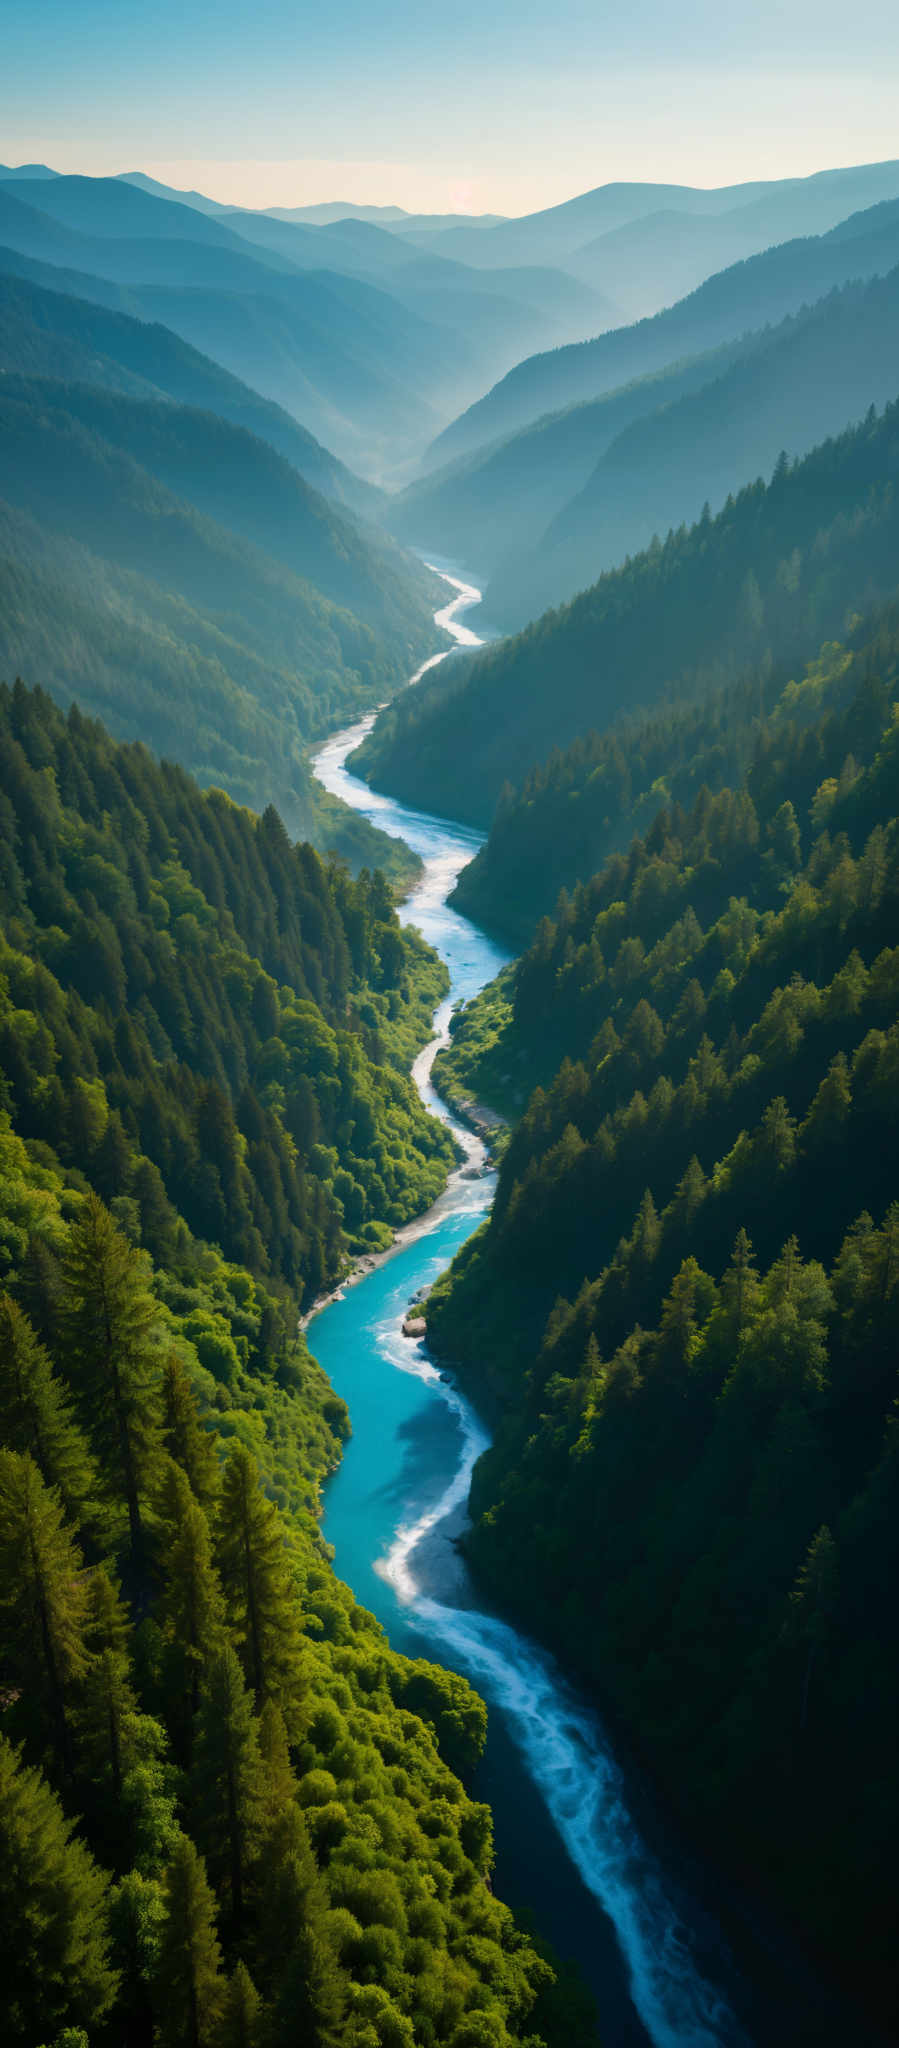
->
[3,0,899,213]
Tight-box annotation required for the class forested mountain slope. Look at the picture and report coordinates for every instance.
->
[0,267,385,517]
[485,262,899,625]
[0,178,608,475]
[426,194,899,465]
[426,615,899,2026]
[0,373,428,643]
[355,400,899,830]
[388,330,759,572]
[0,682,587,2048]
[0,372,443,873]
[404,159,899,273]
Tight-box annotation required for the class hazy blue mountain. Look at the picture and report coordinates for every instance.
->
[0,260,384,516]
[0,370,434,640]
[486,262,899,624]
[0,194,470,471]
[568,168,899,318]
[354,400,899,829]
[116,168,233,213]
[0,172,259,246]
[426,194,899,465]
[0,381,443,869]
[0,161,59,179]
[265,202,507,230]
[0,176,614,472]
[389,331,762,570]
[404,158,899,272]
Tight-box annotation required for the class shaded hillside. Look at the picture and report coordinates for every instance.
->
[487,263,899,625]
[0,682,585,2048]
[405,159,899,272]
[426,195,899,466]
[389,332,759,572]
[355,402,899,829]
[427,618,899,2028]
[0,263,384,516]
[0,373,436,646]
[0,379,443,874]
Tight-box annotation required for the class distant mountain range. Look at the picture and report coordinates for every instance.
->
[0,172,608,472]
[0,263,447,878]
[354,398,899,830]
[5,158,899,478]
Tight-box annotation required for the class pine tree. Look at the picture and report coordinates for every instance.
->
[216,1445,304,1711]
[161,1353,220,1512]
[0,1294,98,1532]
[787,1525,839,1732]
[63,1195,163,1570]
[256,1697,297,1827]
[0,1450,88,1770]
[154,1834,224,2048]
[0,1734,118,2046]
[156,1461,226,1744]
[192,1646,265,1931]
[76,1567,137,1806]
[255,1803,343,2045]
[215,1959,262,2048]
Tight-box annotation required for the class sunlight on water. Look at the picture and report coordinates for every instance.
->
[310,571,748,2047]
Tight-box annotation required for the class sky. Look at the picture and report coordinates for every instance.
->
[3,0,899,215]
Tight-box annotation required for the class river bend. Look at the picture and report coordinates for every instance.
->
[309,571,749,2048]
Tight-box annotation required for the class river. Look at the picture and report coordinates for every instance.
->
[308,570,754,2048]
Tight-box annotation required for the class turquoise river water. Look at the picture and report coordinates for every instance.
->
[308,571,788,2048]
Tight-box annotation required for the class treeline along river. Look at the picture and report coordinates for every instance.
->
[308,570,855,2048]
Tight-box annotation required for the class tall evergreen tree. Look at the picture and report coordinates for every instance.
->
[256,1804,344,2047]
[0,1294,98,1532]
[0,1734,118,2046]
[191,1645,265,1932]
[156,1461,226,1741]
[161,1354,221,1513]
[0,1450,88,1770]
[154,1834,224,2048]
[63,1195,163,1570]
[216,1445,304,1712]
[215,1959,263,2048]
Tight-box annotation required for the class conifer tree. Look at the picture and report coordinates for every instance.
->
[788,1525,839,1732]
[0,1449,88,1770]
[215,1959,263,2048]
[256,1696,297,1827]
[63,1195,163,1570]
[0,1294,98,1532]
[154,1834,224,2048]
[0,1734,118,2046]
[76,1566,138,1808]
[255,1803,343,2045]
[161,1353,220,1512]
[192,1645,265,1931]
[156,1461,226,1736]
[216,1444,303,1711]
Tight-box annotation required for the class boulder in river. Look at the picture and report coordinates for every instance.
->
[402,1315,428,1338]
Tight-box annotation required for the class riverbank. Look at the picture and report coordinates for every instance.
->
[305,567,770,2048]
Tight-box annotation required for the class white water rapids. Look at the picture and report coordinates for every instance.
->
[310,568,750,2047]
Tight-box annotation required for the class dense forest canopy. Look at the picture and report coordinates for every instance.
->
[0,680,594,2048]
[426,603,899,2026]
[357,398,899,833]
[0,268,449,878]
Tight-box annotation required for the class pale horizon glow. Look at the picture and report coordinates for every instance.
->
[4,1,899,219]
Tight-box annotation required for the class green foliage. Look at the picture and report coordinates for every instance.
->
[154,1833,225,2048]
[0,679,453,1314]
[0,1734,118,2045]
[358,397,899,832]
[0,688,563,2048]
[427,610,899,2019]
